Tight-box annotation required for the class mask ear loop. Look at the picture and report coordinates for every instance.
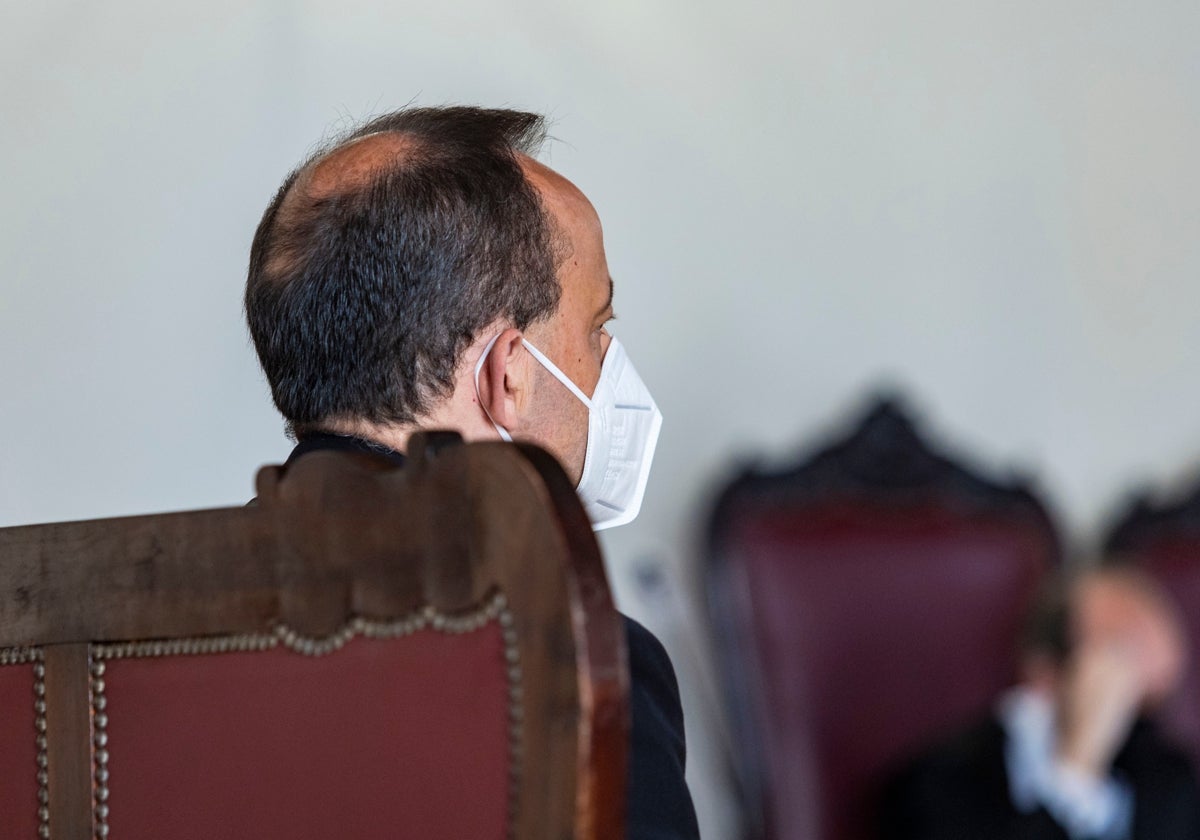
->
[520,337,609,505]
[520,340,596,409]
[475,334,598,432]
[473,333,513,443]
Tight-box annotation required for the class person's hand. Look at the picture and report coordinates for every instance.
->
[1055,641,1143,779]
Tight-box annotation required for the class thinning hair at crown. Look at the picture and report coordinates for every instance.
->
[256,107,551,285]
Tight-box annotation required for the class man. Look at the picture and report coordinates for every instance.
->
[244,106,699,839]
[882,565,1200,840]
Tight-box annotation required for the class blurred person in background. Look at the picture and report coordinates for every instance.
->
[244,105,697,840]
[882,564,1200,840]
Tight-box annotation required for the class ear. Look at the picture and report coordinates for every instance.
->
[478,328,526,434]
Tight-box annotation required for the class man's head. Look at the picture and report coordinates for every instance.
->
[246,106,617,483]
[1019,564,1188,709]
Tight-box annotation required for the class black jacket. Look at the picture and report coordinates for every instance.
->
[881,714,1200,840]
[283,433,700,840]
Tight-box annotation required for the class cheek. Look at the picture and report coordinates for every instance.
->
[562,380,591,446]
[579,334,610,399]
[530,364,590,477]
[556,391,591,485]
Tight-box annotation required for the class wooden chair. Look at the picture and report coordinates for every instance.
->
[705,398,1060,840]
[0,434,627,840]
[1105,479,1200,771]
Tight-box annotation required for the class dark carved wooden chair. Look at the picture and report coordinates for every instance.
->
[1105,478,1200,771]
[705,397,1060,840]
[0,434,626,840]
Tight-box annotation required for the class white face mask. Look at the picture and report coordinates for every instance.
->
[473,333,663,530]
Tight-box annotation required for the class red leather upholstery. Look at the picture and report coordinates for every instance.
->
[0,660,38,839]
[103,627,508,840]
[724,503,1050,840]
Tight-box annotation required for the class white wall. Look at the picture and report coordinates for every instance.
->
[3,2,1199,835]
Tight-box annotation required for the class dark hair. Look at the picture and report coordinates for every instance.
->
[1018,557,1145,664]
[245,106,562,430]
[1018,574,1073,664]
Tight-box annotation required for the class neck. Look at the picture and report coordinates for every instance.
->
[302,334,506,450]
[307,419,418,454]
[310,387,500,454]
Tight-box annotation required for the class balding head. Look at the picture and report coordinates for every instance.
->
[262,132,422,283]
[245,106,563,431]
[306,132,420,197]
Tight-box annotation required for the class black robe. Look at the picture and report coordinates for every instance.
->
[881,714,1200,840]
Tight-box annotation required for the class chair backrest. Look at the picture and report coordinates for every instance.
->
[1106,482,1200,770]
[705,399,1059,840]
[0,434,627,840]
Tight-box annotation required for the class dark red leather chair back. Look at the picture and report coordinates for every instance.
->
[706,399,1059,840]
[0,647,40,840]
[0,435,627,840]
[96,612,511,839]
[1106,485,1200,769]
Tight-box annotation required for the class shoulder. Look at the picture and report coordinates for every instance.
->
[882,716,1009,816]
[1117,722,1200,837]
[910,716,1008,776]
[622,614,685,763]
[1119,721,1200,796]
[878,716,1015,840]
[621,614,700,840]
[624,616,680,699]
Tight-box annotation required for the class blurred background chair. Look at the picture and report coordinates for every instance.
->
[1105,477,1200,771]
[705,396,1061,840]
[0,435,626,840]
